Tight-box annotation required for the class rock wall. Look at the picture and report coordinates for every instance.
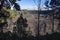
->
[3,13,59,36]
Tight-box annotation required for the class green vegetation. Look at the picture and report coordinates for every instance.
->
[0,7,17,23]
[0,0,20,23]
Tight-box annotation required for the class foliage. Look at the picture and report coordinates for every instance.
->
[0,0,20,10]
[0,0,20,23]
[0,7,17,23]
[45,0,60,8]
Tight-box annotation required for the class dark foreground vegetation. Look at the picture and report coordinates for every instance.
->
[0,32,60,40]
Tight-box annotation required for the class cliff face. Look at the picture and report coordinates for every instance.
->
[2,11,60,36]
[21,14,59,36]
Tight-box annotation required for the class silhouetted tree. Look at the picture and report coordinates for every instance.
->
[43,22,46,33]
[16,14,28,38]
[45,0,60,8]
[0,0,21,10]
[45,0,60,33]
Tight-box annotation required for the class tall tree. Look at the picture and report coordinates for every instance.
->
[45,0,60,33]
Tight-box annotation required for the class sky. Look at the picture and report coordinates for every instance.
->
[16,0,50,10]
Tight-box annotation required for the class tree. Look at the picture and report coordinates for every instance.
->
[0,0,21,10]
[16,14,28,37]
[0,0,21,33]
[45,0,49,7]
[45,0,60,8]
[45,0,60,33]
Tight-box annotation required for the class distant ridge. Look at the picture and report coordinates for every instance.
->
[21,9,52,14]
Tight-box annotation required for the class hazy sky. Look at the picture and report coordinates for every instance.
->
[16,0,50,10]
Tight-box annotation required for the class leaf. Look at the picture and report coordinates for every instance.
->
[14,3,20,11]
